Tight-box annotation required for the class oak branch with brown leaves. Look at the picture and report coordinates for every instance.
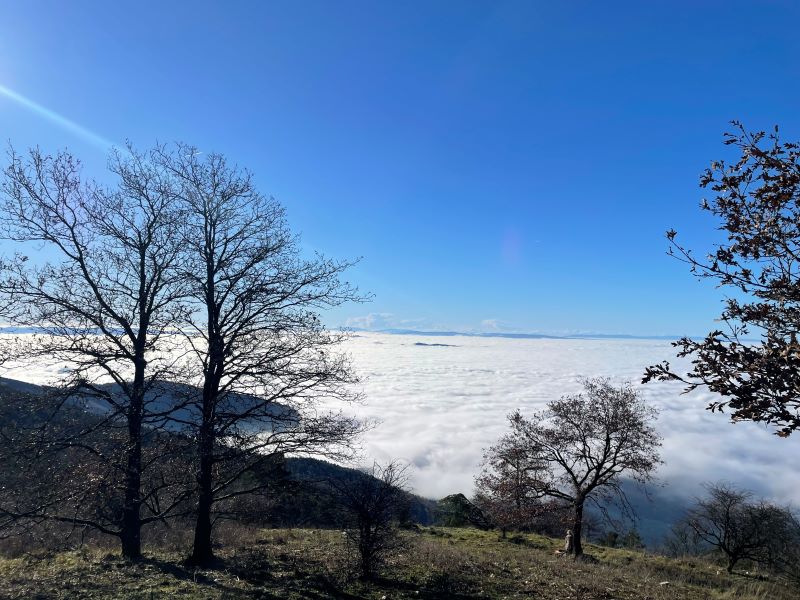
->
[644,122,800,436]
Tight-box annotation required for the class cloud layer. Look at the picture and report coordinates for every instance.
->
[5,331,798,505]
[337,332,800,503]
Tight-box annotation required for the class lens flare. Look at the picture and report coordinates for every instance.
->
[0,84,115,149]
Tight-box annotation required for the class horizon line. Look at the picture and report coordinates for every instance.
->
[339,326,701,341]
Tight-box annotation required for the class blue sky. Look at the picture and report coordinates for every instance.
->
[1,1,799,336]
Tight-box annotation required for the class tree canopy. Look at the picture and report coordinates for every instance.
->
[0,143,364,562]
[478,378,661,556]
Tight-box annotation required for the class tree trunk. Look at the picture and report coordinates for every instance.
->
[571,499,584,557]
[120,443,142,560]
[726,556,736,573]
[190,374,219,566]
[190,246,222,566]
[359,525,373,579]
[190,426,215,565]
[120,363,145,560]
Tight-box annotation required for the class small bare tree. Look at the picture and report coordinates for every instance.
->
[662,520,705,558]
[0,146,190,559]
[474,433,544,536]
[680,482,798,574]
[335,462,409,580]
[771,509,800,586]
[489,378,661,557]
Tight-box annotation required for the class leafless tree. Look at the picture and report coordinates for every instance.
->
[0,146,191,559]
[681,482,800,575]
[487,378,661,557]
[334,461,409,580]
[662,520,705,558]
[474,433,545,536]
[150,144,366,566]
[771,508,800,586]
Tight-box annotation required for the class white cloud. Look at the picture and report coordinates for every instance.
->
[344,312,397,330]
[335,333,800,503]
[480,318,504,331]
[343,313,446,331]
[6,331,798,507]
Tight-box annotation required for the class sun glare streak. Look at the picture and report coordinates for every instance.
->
[0,83,115,150]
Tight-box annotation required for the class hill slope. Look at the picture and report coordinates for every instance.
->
[0,526,794,599]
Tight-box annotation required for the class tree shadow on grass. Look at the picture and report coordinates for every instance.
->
[141,555,350,599]
[137,551,479,599]
[222,551,363,599]
[365,574,477,600]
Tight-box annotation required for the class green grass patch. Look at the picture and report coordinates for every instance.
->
[0,527,795,599]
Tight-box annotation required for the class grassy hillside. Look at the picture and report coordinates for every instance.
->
[0,526,794,599]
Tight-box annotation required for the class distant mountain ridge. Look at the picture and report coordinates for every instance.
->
[345,327,687,341]
[0,325,700,342]
[0,376,297,433]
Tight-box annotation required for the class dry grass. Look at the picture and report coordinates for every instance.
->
[0,526,795,599]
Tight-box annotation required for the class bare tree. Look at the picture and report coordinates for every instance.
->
[489,378,661,557]
[681,482,800,575]
[769,508,800,586]
[474,433,545,536]
[662,520,705,558]
[0,146,190,559]
[149,144,365,566]
[334,461,409,580]
[645,123,800,437]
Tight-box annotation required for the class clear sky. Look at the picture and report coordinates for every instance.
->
[1,1,799,336]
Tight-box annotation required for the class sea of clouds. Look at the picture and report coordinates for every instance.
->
[4,330,798,507]
[336,332,800,505]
